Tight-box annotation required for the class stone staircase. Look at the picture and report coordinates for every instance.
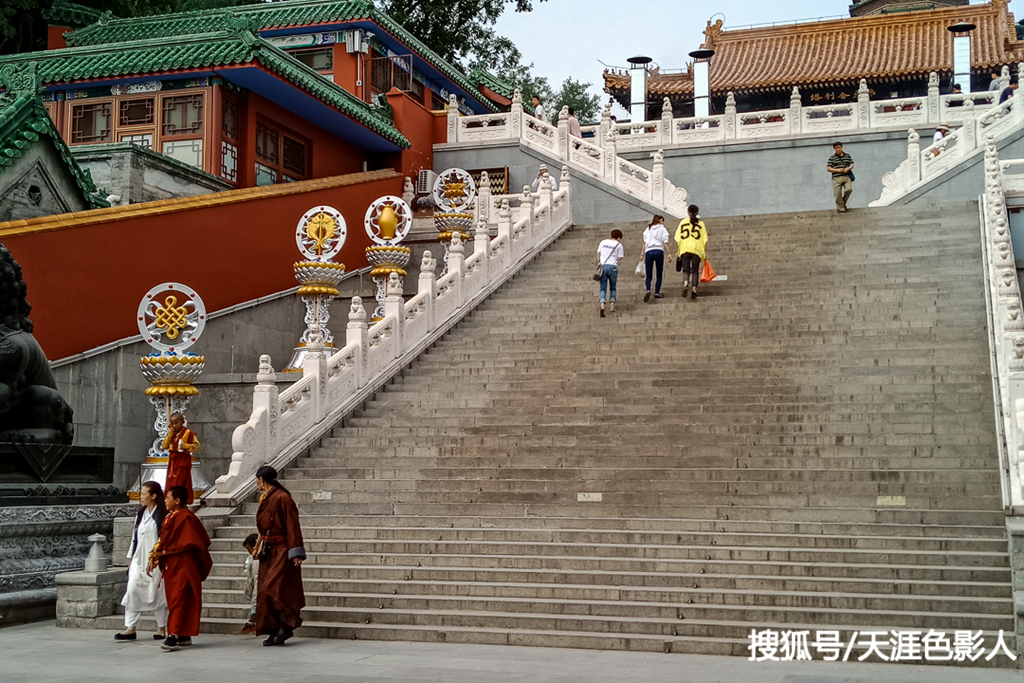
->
[114,204,1015,659]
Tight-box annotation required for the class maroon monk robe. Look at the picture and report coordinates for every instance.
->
[163,428,199,505]
[156,507,212,637]
[255,486,306,635]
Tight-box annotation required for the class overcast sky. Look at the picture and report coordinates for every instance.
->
[493,0,1023,112]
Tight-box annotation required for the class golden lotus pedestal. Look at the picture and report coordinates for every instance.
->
[366,244,411,319]
[434,211,473,275]
[285,260,346,372]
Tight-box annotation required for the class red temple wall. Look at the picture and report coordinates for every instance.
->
[5,172,402,360]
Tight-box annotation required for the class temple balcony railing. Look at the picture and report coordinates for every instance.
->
[206,170,574,506]
[978,139,1024,511]
[452,67,1015,161]
[447,92,688,217]
[870,91,1024,206]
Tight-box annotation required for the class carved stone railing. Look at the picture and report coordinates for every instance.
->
[455,66,1016,159]
[208,170,574,505]
[979,138,1023,509]
[871,93,1024,206]
[448,92,688,217]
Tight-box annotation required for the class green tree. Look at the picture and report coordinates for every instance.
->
[377,0,543,69]
[0,0,50,56]
[551,77,601,125]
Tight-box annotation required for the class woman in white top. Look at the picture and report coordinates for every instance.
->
[115,480,168,641]
[596,228,624,317]
[641,214,671,302]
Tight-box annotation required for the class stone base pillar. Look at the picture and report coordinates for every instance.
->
[112,516,135,567]
[1005,517,1024,656]
[55,570,127,629]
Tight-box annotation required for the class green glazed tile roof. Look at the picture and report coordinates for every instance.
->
[42,1,104,30]
[0,31,410,148]
[64,0,498,111]
[469,68,514,98]
[0,93,107,209]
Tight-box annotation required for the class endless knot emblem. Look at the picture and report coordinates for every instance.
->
[153,295,189,340]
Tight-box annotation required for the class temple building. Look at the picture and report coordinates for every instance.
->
[0,0,509,193]
[604,0,1024,118]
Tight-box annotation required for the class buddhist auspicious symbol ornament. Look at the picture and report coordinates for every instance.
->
[132,282,212,500]
[137,282,206,353]
[287,205,348,371]
[432,168,477,275]
[432,167,477,212]
[295,205,346,261]
[364,195,413,319]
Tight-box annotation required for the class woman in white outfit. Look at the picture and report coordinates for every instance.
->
[115,480,168,641]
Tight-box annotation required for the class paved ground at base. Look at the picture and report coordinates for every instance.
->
[2,620,1022,683]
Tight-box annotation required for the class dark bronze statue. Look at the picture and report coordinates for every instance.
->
[0,243,73,444]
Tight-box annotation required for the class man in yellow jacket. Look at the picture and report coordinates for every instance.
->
[674,204,708,299]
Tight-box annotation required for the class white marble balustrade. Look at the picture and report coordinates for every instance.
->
[448,68,1016,160]
[979,139,1024,509]
[871,94,1024,206]
[209,170,574,504]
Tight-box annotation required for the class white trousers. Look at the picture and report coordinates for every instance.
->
[124,604,168,628]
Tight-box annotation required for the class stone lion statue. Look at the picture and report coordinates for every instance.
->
[0,244,73,444]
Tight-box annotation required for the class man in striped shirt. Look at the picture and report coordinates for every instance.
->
[827,142,855,214]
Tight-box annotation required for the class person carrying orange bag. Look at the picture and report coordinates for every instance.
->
[674,204,709,299]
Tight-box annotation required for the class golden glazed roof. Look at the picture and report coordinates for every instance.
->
[604,0,1024,97]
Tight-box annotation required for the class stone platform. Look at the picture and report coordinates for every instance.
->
[2,620,1021,683]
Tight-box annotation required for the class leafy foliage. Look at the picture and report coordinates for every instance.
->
[551,77,601,124]
[0,0,50,56]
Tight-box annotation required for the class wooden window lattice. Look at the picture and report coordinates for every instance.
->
[255,124,279,165]
[162,94,204,136]
[282,136,305,176]
[71,102,112,143]
[222,99,239,141]
[120,98,154,126]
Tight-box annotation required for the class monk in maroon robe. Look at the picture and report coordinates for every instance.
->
[162,412,199,504]
[254,465,306,646]
[149,485,212,651]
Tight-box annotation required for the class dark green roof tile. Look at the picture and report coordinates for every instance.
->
[470,68,514,98]
[65,0,498,111]
[0,32,409,148]
[42,1,105,29]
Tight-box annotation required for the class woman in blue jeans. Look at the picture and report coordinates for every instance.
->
[641,214,670,302]
[596,229,624,318]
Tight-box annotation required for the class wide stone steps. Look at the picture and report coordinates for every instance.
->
[282,467,1000,485]
[218,514,1009,538]
[204,573,1009,599]
[237,500,1005,525]
[205,204,1014,661]
[207,534,1008,562]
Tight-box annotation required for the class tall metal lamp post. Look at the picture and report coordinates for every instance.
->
[947,22,977,94]
[626,55,652,123]
[689,49,716,118]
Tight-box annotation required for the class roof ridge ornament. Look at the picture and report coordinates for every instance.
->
[702,19,724,50]
[223,11,260,47]
[0,63,40,96]
[98,10,114,25]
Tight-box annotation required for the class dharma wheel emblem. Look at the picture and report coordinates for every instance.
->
[296,205,346,260]
[432,167,476,212]
[137,282,207,353]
